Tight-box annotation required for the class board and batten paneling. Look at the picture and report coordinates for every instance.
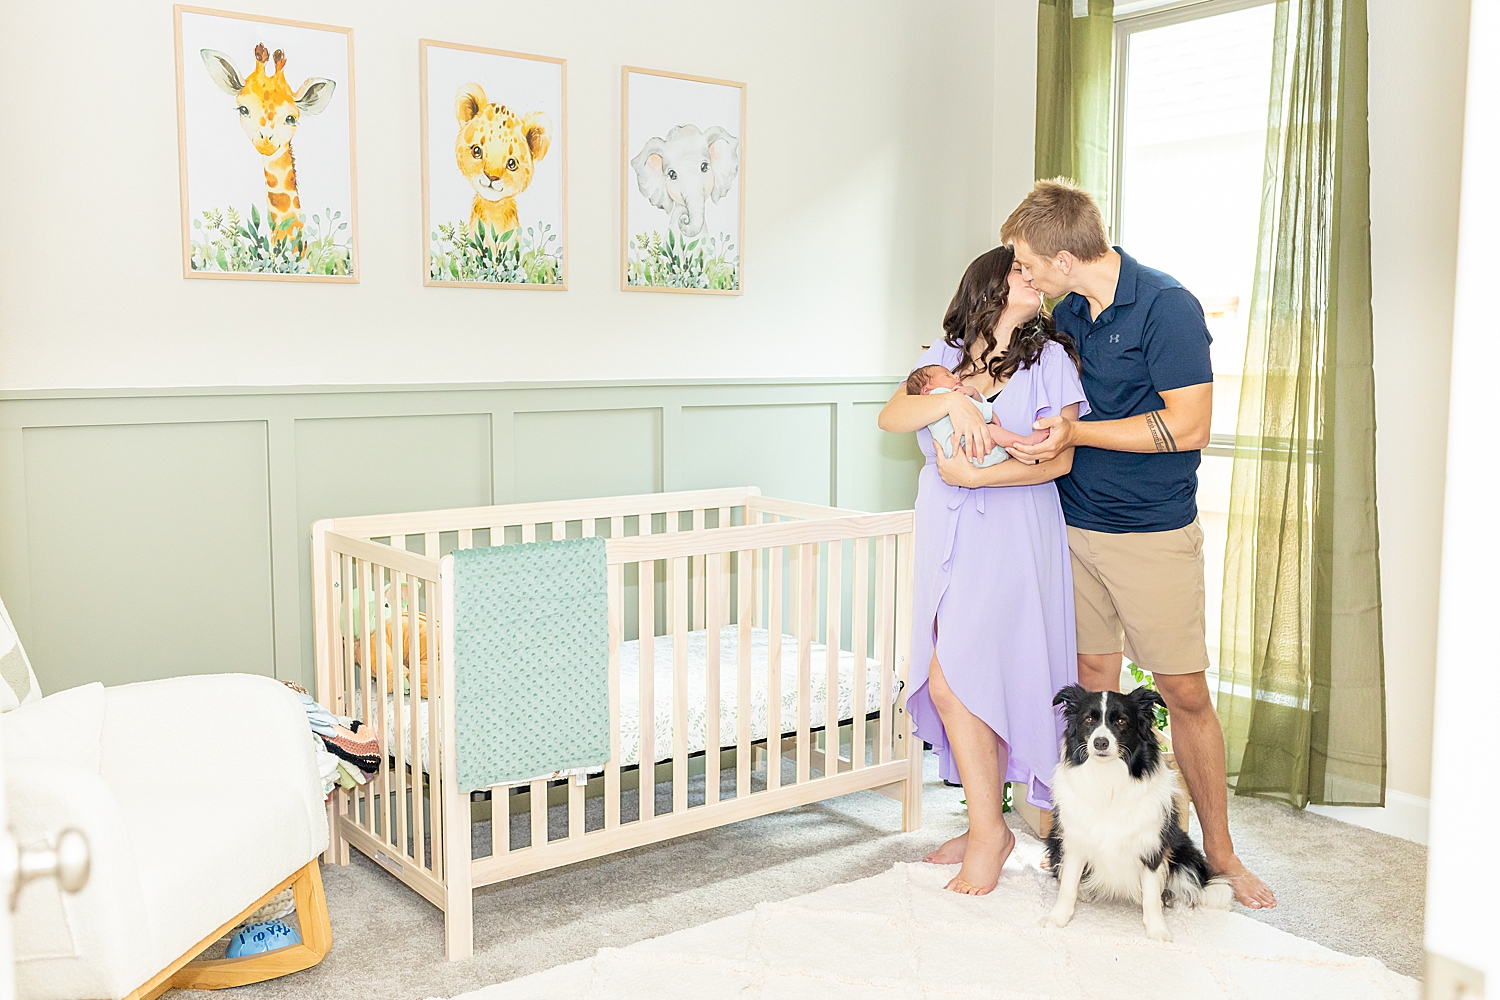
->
[20,420,275,691]
[0,379,920,694]
[292,412,495,682]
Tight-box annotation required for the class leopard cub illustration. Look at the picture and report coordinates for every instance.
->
[453,82,551,241]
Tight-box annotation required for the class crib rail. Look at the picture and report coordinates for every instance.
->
[312,491,916,961]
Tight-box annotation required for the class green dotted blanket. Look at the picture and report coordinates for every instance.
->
[452,537,610,792]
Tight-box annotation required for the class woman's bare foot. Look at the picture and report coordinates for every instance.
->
[924,831,968,865]
[944,825,1015,895]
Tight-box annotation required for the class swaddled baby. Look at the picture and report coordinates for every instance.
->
[905,364,1050,468]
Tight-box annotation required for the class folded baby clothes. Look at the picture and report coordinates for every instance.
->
[926,388,1008,468]
[452,536,610,791]
[323,723,380,774]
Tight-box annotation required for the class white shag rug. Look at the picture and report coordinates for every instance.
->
[442,835,1417,1000]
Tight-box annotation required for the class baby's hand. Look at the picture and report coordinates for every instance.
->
[957,385,985,401]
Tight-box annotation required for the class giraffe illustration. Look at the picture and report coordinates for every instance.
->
[200,43,336,253]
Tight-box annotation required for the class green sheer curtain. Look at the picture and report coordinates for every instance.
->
[1217,0,1386,809]
[1034,0,1114,216]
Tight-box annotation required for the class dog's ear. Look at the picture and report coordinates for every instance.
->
[1126,685,1166,713]
[1052,683,1088,709]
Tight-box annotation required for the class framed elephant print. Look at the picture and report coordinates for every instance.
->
[622,67,745,294]
[421,40,566,288]
[174,6,358,281]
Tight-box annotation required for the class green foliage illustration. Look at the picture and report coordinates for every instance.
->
[190,204,352,276]
[429,221,562,284]
[627,229,738,290]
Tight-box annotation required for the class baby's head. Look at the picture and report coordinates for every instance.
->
[905,364,962,395]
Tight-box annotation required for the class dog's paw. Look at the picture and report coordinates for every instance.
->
[1042,910,1073,930]
[1145,923,1173,943]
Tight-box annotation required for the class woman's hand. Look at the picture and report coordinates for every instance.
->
[935,433,984,487]
[946,393,995,462]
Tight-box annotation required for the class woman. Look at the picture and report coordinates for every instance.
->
[877,245,1088,895]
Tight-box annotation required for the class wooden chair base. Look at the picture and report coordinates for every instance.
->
[125,859,332,1000]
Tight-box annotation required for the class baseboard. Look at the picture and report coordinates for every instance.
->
[1307,789,1429,846]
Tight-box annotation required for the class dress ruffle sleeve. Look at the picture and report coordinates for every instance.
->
[1032,340,1091,421]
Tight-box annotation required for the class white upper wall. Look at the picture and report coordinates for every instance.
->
[0,0,1009,388]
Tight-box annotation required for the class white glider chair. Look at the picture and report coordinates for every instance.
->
[1,597,331,999]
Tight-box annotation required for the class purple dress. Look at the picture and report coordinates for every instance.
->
[906,339,1089,809]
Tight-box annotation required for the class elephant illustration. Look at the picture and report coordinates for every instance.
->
[630,124,740,240]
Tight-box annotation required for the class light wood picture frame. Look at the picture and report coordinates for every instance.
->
[421,40,567,289]
[174,5,358,282]
[622,67,745,295]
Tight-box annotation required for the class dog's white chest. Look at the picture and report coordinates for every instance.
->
[1053,758,1179,902]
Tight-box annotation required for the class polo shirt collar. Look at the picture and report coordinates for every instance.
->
[1065,246,1138,322]
[1112,247,1139,309]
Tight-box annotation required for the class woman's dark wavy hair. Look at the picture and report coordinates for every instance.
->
[942,245,1081,382]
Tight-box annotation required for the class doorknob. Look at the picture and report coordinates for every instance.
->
[3,828,89,911]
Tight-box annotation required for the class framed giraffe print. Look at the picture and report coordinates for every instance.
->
[173,6,358,282]
[420,40,567,289]
[622,67,745,295]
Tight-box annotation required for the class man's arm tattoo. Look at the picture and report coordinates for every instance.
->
[1146,411,1178,453]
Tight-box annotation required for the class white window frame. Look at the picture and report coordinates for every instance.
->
[1109,0,1278,243]
[1108,0,1275,458]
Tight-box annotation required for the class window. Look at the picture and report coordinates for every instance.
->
[1110,0,1277,680]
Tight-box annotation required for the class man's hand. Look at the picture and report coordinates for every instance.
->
[1009,415,1077,465]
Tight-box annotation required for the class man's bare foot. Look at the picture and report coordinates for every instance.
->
[1214,857,1276,909]
[944,826,1015,895]
[924,831,968,865]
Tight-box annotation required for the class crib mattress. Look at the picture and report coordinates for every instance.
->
[377,625,892,775]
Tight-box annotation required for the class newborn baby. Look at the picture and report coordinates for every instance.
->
[905,364,1050,468]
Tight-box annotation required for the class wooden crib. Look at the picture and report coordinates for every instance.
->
[310,487,918,959]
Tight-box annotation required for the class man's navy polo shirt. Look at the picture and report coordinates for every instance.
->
[1054,248,1213,534]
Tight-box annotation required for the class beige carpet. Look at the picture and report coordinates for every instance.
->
[169,754,1427,999]
[443,842,1417,1000]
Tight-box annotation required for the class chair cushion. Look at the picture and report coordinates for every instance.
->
[2,682,106,771]
[0,592,42,711]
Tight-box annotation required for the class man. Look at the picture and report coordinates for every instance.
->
[1001,178,1276,909]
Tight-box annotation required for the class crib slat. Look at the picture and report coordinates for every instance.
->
[691,509,705,630]
[336,555,353,830]
[610,515,624,542]
[750,509,762,629]
[765,546,783,792]
[490,525,507,547]
[458,527,474,550]
[894,532,916,774]
[530,779,547,847]
[851,538,869,771]
[361,559,377,835]
[551,520,565,542]
[582,517,596,539]
[605,562,624,831]
[796,543,815,785]
[522,522,537,544]
[568,773,585,839]
[825,539,842,776]
[375,565,392,842]
[788,529,800,638]
[393,573,410,862]
[704,550,723,806]
[664,510,678,635]
[877,534,897,764]
[409,576,426,867]
[425,573,443,878]
[671,555,689,815]
[638,557,656,820]
[735,548,753,799]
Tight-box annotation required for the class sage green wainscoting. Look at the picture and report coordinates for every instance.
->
[0,379,921,694]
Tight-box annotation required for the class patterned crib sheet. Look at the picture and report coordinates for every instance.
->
[376,625,893,774]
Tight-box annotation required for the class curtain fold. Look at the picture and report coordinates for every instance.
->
[1217,0,1386,809]
[1034,0,1115,216]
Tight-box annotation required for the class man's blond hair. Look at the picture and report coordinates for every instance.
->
[1000,178,1110,262]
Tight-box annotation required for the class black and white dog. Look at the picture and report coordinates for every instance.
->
[1043,684,1232,941]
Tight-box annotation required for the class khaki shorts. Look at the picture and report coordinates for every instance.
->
[1067,520,1210,676]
